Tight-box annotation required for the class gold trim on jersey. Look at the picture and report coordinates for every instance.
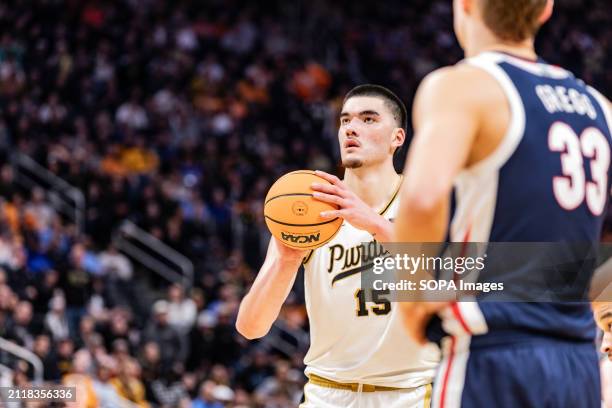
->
[379,174,403,216]
[302,175,403,266]
[306,373,407,392]
[424,383,432,408]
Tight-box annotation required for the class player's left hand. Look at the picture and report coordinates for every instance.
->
[310,170,387,235]
[400,301,449,345]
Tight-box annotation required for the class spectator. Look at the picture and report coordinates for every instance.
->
[139,341,162,402]
[56,338,75,377]
[186,311,217,372]
[6,300,36,348]
[254,360,303,407]
[44,294,70,341]
[116,90,149,130]
[99,244,133,281]
[166,283,197,334]
[87,277,112,322]
[62,349,99,408]
[23,187,56,231]
[0,283,17,313]
[110,358,150,408]
[31,269,60,315]
[32,334,60,381]
[149,363,189,408]
[211,384,235,405]
[209,305,241,366]
[76,314,97,349]
[142,300,185,370]
[235,348,274,393]
[92,356,128,408]
[191,380,223,408]
[101,311,135,354]
[63,243,96,331]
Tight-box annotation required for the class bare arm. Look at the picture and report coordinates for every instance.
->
[395,65,482,243]
[394,65,496,343]
[236,238,306,339]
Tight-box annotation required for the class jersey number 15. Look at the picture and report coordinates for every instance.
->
[355,289,391,317]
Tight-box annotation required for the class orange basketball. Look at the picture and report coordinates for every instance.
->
[264,170,343,249]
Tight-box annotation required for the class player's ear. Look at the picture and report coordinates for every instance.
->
[392,128,406,150]
[539,0,554,24]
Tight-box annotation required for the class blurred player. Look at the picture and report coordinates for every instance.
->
[394,0,611,407]
[237,84,439,407]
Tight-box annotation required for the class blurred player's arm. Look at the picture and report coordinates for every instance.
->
[394,65,490,343]
[236,238,306,339]
[396,65,482,243]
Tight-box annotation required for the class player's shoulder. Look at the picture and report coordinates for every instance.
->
[421,62,487,85]
[418,62,500,100]
[414,62,503,118]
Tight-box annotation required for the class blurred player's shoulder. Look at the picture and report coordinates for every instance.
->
[413,62,505,122]
[411,59,510,171]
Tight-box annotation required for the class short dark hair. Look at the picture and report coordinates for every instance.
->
[343,84,408,131]
[480,0,547,42]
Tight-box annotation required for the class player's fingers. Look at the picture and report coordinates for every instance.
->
[311,183,348,197]
[312,192,344,206]
[314,170,343,187]
[320,210,344,218]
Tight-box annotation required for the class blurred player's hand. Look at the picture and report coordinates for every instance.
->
[400,301,449,345]
[311,170,389,237]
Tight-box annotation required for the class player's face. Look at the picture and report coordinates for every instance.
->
[338,96,399,169]
[596,304,612,361]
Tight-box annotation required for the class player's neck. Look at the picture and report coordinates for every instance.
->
[344,163,401,211]
[465,26,537,61]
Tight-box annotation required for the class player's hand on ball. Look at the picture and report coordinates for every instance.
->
[311,170,385,234]
[270,236,308,263]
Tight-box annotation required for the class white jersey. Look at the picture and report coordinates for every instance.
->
[302,181,440,388]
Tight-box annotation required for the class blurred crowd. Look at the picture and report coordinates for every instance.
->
[0,0,609,406]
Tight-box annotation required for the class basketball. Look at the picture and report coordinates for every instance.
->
[264,170,343,249]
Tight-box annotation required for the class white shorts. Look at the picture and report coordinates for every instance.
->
[299,381,432,408]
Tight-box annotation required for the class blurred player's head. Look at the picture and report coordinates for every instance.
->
[340,84,406,169]
[453,0,553,53]
[595,303,612,361]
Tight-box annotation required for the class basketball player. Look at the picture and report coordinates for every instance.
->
[236,84,440,407]
[393,0,611,407]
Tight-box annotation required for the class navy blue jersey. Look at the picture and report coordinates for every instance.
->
[447,51,612,346]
